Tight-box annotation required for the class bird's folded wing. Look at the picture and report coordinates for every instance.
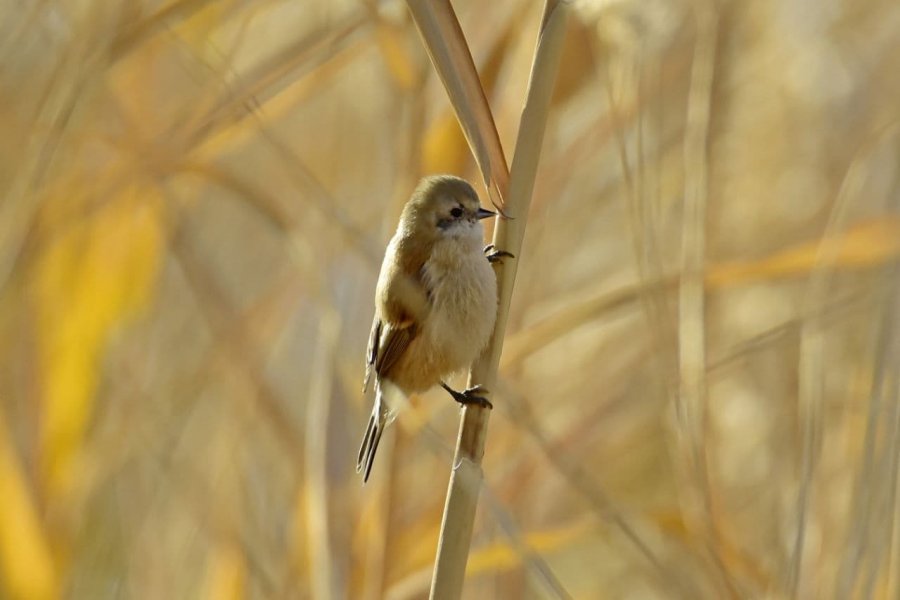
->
[363,268,430,390]
[375,320,417,377]
[362,318,418,393]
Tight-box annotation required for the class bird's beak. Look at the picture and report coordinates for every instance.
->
[476,207,496,220]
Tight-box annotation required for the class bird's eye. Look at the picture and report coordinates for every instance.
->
[450,207,463,218]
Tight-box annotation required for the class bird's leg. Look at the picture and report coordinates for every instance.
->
[440,382,493,409]
[483,244,515,264]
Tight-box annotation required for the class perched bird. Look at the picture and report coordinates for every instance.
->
[357,175,510,482]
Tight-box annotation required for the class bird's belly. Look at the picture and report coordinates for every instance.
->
[422,249,497,374]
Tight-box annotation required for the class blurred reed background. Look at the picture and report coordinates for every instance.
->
[1,0,900,598]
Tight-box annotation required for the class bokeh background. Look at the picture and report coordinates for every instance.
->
[2,0,900,598]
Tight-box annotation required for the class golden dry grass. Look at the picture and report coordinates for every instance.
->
[1,0,900,598]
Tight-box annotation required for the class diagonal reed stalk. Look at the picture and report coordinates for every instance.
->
[405,1,569,597]
[404,0,511,212]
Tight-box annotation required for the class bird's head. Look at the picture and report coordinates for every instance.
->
[401,175,495,242]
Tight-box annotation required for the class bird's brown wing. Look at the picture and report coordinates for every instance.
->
[363,316,419,391]
[363,266,429,391]
[375,320,417,375]
[362,317,381,393]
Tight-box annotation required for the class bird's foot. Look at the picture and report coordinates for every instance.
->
[483,244,515,264]
[440,382,493,409]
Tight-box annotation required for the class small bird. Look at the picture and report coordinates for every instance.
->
[357,175,510,482]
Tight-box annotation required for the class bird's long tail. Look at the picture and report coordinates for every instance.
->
[357,384,389,483]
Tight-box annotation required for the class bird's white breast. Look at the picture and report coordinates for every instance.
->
[421,236,497,374]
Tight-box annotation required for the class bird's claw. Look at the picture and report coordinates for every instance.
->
[441,382,493,410]
[483,244,515,264]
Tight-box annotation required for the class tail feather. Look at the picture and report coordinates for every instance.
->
[357,386,389,483]
[356,414,376,471]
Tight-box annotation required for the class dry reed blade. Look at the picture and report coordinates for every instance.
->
[405,0,510,209]
[787,123,898,597]
[305,311,342,600]
[426,2,568,598]
[676,2,737,594]
[0,416,58,599]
